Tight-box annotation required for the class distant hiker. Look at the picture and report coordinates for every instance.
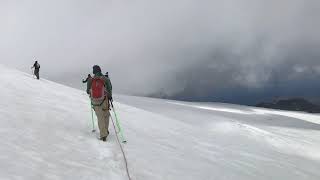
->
[31,61,40,79]
[82,74,92,83]
[87,65,113,141]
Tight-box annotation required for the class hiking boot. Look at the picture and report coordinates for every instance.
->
[100,137,107,142]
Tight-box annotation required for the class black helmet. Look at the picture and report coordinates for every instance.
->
[93,65,101,74]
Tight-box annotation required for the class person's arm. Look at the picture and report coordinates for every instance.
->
[109,79,112,90]
[86,78,92,95]
[105,78,112,100]
[82,77,88,83]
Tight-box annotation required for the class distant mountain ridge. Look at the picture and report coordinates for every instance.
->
[256,98,320,113]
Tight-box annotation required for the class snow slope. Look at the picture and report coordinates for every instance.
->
[0,64,320,180]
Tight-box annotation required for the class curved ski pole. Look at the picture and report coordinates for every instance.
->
[89,100,96,132]
[31,69,35,79]
[110,101,127,143]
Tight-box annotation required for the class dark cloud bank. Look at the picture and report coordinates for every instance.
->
[0,0,320,105]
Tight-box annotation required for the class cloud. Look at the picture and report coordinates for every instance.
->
[0,0,320,104]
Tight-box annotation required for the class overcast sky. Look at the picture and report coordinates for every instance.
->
[1,0,320,105]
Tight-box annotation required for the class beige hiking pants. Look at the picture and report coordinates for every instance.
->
[93,100,110,138]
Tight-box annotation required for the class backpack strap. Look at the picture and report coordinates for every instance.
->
[91,96,107,107]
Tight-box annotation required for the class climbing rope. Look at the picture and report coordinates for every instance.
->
[110,115,132,180]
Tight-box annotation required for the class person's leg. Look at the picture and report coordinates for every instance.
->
[103,100,111,133]
[94,104,109,138]
[35,70,40,79]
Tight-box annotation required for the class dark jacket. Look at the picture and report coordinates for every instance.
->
[33,62,40,70]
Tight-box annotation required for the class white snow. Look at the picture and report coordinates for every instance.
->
[0,64,320,180]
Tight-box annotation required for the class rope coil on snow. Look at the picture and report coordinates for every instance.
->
[110,115,132,180]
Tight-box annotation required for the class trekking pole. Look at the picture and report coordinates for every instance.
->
[110,100,127,143]
[89,100,96,132]
[31,68,35,79]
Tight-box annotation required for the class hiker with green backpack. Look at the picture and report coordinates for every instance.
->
[87,65,112,141]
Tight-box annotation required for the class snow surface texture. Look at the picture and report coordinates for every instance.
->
[0,64,320,180]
